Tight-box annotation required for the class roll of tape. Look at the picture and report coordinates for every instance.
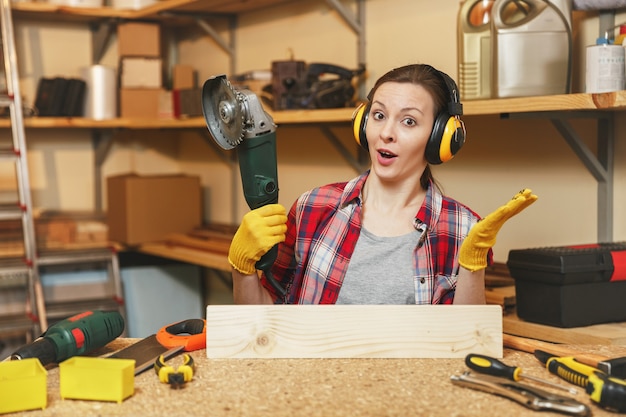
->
[81,65,117,120]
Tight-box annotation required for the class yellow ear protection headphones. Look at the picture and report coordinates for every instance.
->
[352,65,466,165]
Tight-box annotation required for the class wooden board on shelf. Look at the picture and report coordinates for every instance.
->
[5,91,626,130]
[134,0,294,16]
[485,286,515,310]
[137,224,235,271]
[11,0,296,21]
[139,241,230,271]
[504,312,626,345]
[464,91,626,116]
[11,2,122,21]
[0,108,357,129]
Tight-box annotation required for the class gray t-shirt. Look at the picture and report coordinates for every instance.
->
[336,227,420,304]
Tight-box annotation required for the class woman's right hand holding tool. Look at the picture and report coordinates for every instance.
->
[228,204,288,275]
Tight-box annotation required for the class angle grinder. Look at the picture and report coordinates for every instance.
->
[201,74,285,297]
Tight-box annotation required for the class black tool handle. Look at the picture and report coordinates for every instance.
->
[589,372,626,412]
[465,353,519,381]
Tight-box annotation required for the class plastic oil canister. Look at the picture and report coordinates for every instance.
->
[492,0,572,98]
[457,0,495,100]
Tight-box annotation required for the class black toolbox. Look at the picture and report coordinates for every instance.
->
[507,242,626,328]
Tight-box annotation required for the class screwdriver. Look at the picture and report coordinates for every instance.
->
[465,353,578,395]
[535,350,626,412]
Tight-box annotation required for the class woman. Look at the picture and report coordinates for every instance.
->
[228,63,537,305]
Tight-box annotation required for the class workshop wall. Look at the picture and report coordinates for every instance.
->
[7,0,626,264]
[177,0,626,261]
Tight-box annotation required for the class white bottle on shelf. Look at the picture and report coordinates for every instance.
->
[585,36,625,94]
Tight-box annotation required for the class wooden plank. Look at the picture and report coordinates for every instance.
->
[10,0,294,20]
[464,91,626,116]
[139,242,231,271]
[485,286,515,309]
[0,109,355,129]
[206,305,503,359]
[164,233,231,254]
[504,312,626,345]
[5,90,626,130]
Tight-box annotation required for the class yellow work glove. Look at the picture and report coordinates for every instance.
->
[228,204,288,275]
[459,189,538,272]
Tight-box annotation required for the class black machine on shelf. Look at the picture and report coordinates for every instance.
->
[270,61,365,110]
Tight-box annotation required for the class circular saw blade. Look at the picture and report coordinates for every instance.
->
[201,75,244,150]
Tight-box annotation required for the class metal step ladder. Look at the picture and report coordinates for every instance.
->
[38,247,126,323]
[0,0,126,339]
[0,0,47,338]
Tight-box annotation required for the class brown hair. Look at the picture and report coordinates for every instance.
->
[368,64,449,190]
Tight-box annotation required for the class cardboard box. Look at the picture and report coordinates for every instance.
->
[120,57,162,88]
[173,88,202,118]
[117,22,160,57]
[119,88,162,118]
[158,90,174,118]
[173,64,196,90]
[107,173,202,245]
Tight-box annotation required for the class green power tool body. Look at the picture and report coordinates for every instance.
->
[10,310,125,366]
[201,75,285,296]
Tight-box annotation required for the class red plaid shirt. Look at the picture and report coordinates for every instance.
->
[261,172,490,304]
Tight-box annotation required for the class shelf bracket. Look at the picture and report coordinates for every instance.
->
[325,0,366,96]
[194,15,237,76]
[325,0,363,36]
[158,10,237,74]
[92,129,115,214]
[503,111,614,242]
[551,114,614,243]
[318,124,368,173]
[90,19,117,65]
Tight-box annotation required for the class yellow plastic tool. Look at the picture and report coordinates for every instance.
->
[0,358,47,414]
[154,353,195,388]
[60,356,135,403]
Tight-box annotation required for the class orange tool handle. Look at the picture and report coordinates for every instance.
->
[156,319,206,352]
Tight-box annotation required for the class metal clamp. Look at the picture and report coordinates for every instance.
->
[450,372,591,416]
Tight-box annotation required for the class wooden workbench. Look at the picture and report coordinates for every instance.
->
[7,339,626,417]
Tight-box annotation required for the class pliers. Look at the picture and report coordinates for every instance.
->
[450,372,591,416]
[154,353,195,389]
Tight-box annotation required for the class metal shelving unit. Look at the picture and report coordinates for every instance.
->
[0,0,126,339]
[4,0,621,246]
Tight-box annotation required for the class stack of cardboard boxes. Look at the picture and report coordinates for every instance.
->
[118,22,171,118]
[172,64,203,118]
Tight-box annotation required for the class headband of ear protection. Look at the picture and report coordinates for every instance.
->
[352,65,466,165]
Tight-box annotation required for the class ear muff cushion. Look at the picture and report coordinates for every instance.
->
[438,117,465,163]
[352,102,370,149]
[425,112,450,165]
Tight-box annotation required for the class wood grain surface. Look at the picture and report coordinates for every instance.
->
[504,313,626,345]
[205,305,503,359]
